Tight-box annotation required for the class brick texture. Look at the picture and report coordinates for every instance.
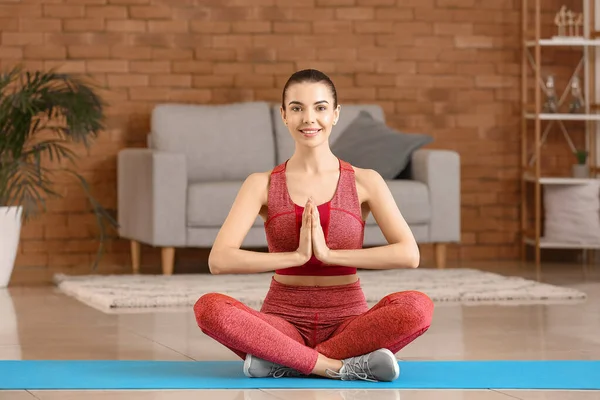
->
[2,0,584,284]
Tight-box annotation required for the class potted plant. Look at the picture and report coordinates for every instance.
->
[0,65,118,288]
[572,149,589,178]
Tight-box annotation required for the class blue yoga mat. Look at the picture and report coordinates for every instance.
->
[1,360,599,390]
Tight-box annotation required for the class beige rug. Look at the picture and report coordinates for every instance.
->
[53,268,587,313]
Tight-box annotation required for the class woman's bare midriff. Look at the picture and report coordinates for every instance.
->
[273,273,359,287]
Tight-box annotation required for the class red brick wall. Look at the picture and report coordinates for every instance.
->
[3,0,583,284]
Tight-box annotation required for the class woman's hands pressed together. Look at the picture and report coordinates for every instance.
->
[296,199,313,264]
[295,197,330,265]
[309,198,330,263]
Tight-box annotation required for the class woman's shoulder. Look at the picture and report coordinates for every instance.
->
[343,162,386,199]
[244,170,271,188]
[344,163,384,185]
[242,170,272,205]
[243,162,287,189]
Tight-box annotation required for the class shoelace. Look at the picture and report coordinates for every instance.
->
[271,366,301,378]
[326,354,378,382]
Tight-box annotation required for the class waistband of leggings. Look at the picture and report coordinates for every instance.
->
[264,276,366,310]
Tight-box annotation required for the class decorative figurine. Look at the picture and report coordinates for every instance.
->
[543,75,558,113]
[553,5,584,39]
[567,9,575,36]
[575,13,583,37]
[569,76,585,113]
[554,5,567,37]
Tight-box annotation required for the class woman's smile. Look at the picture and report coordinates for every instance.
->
[299,128,322,137]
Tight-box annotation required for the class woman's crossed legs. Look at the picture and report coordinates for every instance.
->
[193,289,433,381]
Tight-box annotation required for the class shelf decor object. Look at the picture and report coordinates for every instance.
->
[543,181,600,245]
[521,0,600,270]
[569,76,586,113]
[543,75,559,113]
[554,5,585,39]
[573,149,590,177]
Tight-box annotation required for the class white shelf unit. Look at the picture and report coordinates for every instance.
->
[523,172,598,184]
[525,38,600,46]
[521,0,600,269]
[522,173,600,252]
[525,112,600,120]
[524,236,600,249]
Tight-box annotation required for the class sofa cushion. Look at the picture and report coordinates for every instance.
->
[331,111,433,180]
[272,103,386,164]
[151,102,276,182]
[187,181,264,228]
[365,180,430,226]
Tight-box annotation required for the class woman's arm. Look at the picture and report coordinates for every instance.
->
[322,168,420,269]
[211,248,305,275]
[208,172,306,275]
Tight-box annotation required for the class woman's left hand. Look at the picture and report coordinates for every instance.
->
[310,198,331,263]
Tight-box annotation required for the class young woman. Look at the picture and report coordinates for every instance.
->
[194,69,434,382]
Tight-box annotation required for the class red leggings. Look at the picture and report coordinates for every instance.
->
[194,277,434,376]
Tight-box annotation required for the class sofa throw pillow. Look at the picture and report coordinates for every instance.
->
[330,111,433,179]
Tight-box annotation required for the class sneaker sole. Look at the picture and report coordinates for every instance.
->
[243,354,254,378]
[379,348,400,381]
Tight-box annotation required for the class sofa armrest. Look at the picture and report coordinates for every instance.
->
[411,149,461,243]
[117,148,187,247]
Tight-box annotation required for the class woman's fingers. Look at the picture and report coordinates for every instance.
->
[303,202,310,224]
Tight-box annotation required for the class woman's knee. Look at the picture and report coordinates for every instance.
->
[193,293,233,329]
[386,290,434,326]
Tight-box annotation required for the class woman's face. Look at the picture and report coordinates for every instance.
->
[280,81,340,148]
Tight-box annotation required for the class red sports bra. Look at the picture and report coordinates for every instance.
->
[264,158,365,276]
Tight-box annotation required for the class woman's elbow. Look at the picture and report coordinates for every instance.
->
[207,249,223,275]
[408,250,420,268]
[396,242,420,269]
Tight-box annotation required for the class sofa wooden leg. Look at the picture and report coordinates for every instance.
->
[434,243,446,269]
[131,240,141,274]
[162,247,175,275]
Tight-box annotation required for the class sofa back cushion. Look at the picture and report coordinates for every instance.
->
[330,110,433,179]
[272,103,386,164]
[150,102,276,182]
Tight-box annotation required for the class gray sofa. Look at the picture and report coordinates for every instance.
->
[117,101,461,275]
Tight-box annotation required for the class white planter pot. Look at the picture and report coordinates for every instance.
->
[572,164,590,178]
[0,206,22,288]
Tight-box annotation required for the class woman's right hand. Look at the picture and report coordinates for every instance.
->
[296,198,312,264]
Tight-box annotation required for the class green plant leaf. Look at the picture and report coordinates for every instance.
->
[574,150,588,165]
[0,64,117,270]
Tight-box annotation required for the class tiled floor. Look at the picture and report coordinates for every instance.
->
[2,261,599,399]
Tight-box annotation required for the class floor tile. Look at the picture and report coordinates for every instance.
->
[264,389,516,399]
[30,389,280,400]
[0,391,37,399]
[495,390,600,399]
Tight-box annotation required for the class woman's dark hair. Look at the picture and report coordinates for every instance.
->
[281,69,338,110]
